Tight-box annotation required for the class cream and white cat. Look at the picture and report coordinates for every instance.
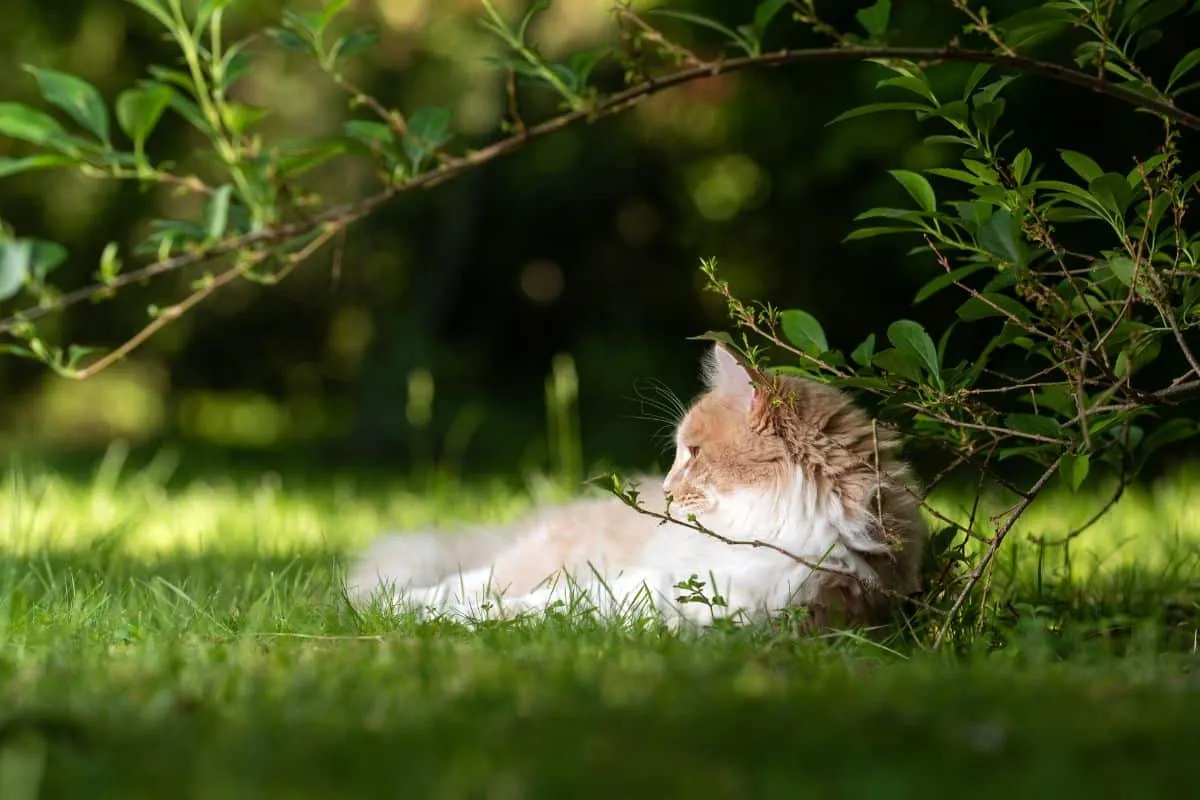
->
[346,344,928,630]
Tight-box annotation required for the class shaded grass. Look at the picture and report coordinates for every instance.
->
[1,453,1198,798]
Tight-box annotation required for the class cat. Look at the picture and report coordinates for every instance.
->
[346,343,928,631]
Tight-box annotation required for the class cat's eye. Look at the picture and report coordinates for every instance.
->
[687,445,701,459]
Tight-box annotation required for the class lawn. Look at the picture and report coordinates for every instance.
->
[1,447,1198,799]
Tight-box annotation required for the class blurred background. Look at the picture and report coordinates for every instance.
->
[0,0,1190,481]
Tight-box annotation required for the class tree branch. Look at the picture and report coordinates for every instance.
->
[4,44,1196,337]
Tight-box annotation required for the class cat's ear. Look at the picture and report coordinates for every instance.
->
[704,343,759,412]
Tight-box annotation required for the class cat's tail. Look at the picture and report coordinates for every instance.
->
[344,525,513,607]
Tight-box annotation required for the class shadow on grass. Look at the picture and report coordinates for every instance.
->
[0,547,1198,797]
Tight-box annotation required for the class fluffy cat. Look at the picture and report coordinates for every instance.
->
[346,344,928,630]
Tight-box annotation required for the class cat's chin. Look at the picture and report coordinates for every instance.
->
[674,505,711,519]
[670,496,715,518]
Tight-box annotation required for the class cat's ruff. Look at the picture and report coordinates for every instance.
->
[347,344,928,630]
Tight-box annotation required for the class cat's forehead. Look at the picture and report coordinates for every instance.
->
[678,394,745,441]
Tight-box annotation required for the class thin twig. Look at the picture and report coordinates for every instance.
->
[951,0,1017,57]
[933,455,1064,648]
[332,73,408,136]
[67,226,339,378]
[67,262,246,380]
[1031,481,1126,548]
[616,8,706,67]
[634,499,851,577]
[1031,422,1133,548]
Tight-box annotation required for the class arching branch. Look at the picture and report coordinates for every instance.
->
[3,43,1194,340]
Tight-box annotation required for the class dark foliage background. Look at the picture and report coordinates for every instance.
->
[0,0,1192,477]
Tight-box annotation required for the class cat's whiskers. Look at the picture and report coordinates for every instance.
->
[628,377,689,454]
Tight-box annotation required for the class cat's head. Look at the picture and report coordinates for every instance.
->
[663,344,923,577]
[661,344,792,514]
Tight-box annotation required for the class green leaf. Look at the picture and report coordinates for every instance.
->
[887,319,940,384]
[994,6,1075,48]
[23,66,111,145]
[780,309,828,355]
[0,239,31,299]
[924,134,976,147]
[220,43,254,91]
[1128,0,1188,34]
[855,207,924,221]
[888,169,936,212]
[1005,413,1062,439]
[828,102,931,125]
[1126,154,1169,186]
[196,0,236,35]
[1089,173,1134,215]
[872,348,923,383]
[1059,453,1090,492]
[64,344,104,370]
[647,9,753,54]
[973,75,1017,105]
[282,9,323,39]
[948,200,988,225]
[403,107,453,171]
[318,0,353,31]
[927,167,984,185]
[220,102,269,136]
[344,120,394,146]
[1169,48,1200,89]
[956,292,1032,322]
[877,75,938,104]
[331,30,380,62]
[850,333,876,367]
[276,139,348,178]
[972,98,1005,135]
[915,264,986,303]
[754,0,791,32]
[0,154,74,177]
[1115,331,1162,378]
[962,160,999,181]
[962,64,992,99]
[98,241,122,282]
[1059,149,1103,182]
[204,185,233,240]
[125,0,176,31]
[0,102,67,145]
[568,47,610,87]
[146,66,196,94]
[855,0,892,37]
[268,27,313,53]
[842,226,916,241]
[832,375,889,391]
[1108,255,1136,285]
[156,85,213,135]
[1033,179,1110,217]
[977,209,1026,267]
[518,0,551,40]
[28,239,67,281]
[1012,148,1033,184]
[116,85,172,149]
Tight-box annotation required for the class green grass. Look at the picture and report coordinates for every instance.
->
[1,449,1198,799]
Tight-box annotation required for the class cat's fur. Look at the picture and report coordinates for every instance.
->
[347,344,928,630]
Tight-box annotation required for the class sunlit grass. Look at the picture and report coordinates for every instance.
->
[0,448,1198,797]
